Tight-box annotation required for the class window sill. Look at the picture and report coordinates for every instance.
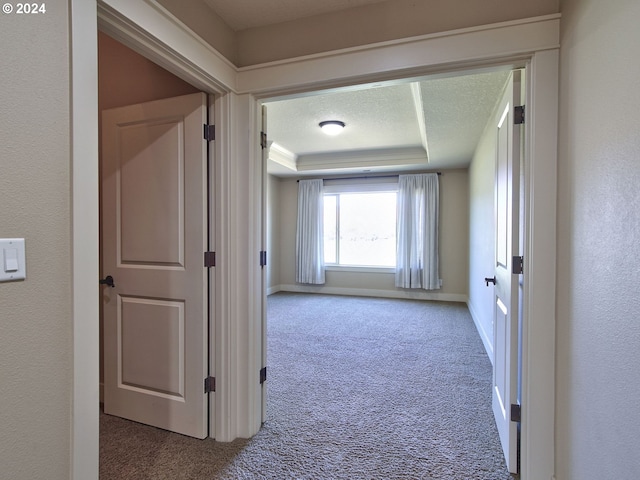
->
[325,265,395,274]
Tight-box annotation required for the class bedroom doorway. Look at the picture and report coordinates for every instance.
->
[261,66,523,472]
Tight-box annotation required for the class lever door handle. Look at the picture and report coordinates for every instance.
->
[99,275,115,288]
[484,276,496,287]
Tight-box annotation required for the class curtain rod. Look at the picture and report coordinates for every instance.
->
[297,172,441,183]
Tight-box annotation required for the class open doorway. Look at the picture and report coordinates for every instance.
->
[261,67,522,472]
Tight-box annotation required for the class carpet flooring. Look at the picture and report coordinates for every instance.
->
[100,292,518,479]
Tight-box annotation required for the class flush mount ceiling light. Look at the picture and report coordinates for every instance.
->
[319,120,345,135]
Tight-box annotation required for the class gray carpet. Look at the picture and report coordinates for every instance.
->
[100,292,518,479]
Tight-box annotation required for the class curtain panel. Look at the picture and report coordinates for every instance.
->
[395,173,440,290]
[296,179,325,284]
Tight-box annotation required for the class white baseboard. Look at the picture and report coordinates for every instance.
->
[275,284,467,303]
[467,300,494,364]
[266,285,281,296]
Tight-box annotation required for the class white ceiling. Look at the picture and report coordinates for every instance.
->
[264,70,511,177]
[201,0,512,178]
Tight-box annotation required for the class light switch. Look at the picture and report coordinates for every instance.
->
[0,238,26,282]
[4,248,18,272]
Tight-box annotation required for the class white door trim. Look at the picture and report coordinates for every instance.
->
[71,1,100,478]
[236,14,560,96]
[71,3,558,478]
[520,49,558,479]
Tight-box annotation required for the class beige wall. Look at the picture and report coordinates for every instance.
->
[266,174,281,290]
[0,5,72,479]
[556,0,640,478]
[156,0,560,67]
[98,32,199,111]
[236,0,559,66]
[98,32,200,385]
[156,0,237,65]
[270,170,468,300]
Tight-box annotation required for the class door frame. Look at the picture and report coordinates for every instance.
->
[70,2,558,478]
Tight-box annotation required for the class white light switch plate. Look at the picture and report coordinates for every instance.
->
[0,238,26,282]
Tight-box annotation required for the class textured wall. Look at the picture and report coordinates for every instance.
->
[0,6,72,479]
[556,0,640,478]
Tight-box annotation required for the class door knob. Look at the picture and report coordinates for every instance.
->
[99,275,115,288]
[484,276,496,287]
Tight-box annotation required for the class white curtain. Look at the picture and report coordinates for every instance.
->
[395,173,440,290]
[296,179,325,284]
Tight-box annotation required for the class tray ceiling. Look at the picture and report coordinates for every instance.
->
[265,70,511,177]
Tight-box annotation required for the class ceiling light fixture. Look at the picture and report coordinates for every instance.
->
[319,120,345,136]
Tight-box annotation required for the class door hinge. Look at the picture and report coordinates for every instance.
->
[512,255,524,274]
[204,376,216,393]
[204,251,216,268]
[259,250,267,267]
[511,403,521,423]
[260,131,267,149]
[259,366,267,385]
[514,105,525,125]
[204,124,215,142]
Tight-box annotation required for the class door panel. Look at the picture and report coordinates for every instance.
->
[119,120,184,265]
[492,71,521,473]
[102,92,208,439]
[119,297,184,396]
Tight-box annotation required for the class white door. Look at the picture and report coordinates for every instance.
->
[102,92,209,439]
[492,71,522,472]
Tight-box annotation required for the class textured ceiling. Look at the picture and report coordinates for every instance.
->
[265,70,511,177]
[204,0,389,31]
[267,84,421,155]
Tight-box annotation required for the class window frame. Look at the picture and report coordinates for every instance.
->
[323,181,398,272]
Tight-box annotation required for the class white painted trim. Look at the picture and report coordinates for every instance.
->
[212,92,234,441]
[97,0,235,93]
[268,142,298,171]
[207,94,217,439]
[267,285,282,296]
[298,147,427,172]
[467,300,494,365]
[519,49,558,480]
[71,1,99,479]
[278,284,467,303]
[410,82,430,158]
[236,15,561,96]
[215,92,264,440]
[324,266,395,274]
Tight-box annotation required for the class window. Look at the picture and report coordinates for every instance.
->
[323,184,397,268]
